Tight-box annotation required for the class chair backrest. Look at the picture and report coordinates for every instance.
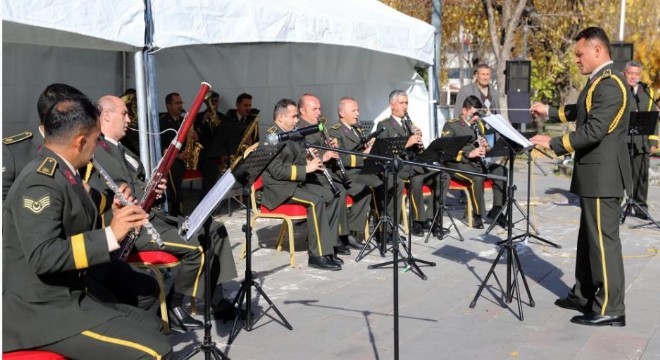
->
[251,176,263,212]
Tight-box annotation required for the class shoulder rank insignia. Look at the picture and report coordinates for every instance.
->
[267,126,278,134]
[36,157,58,177]
[447,118,460,123]
[330,123,341,130]
[602,69,612,79]
[3,131,33,145]
[442,130,452,136]
[23,194,51,214]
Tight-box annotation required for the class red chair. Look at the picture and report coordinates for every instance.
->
[240,176,307,267]
[3,350,67,359]
[182,169,203,190]
[126,251,181,334]
[449,178,493,227]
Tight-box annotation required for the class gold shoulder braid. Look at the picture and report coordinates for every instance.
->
[330,123,341,130]
[585,69,626,134]
[3,131,33,145]
[36,157,58,177]
[267,126,278,134]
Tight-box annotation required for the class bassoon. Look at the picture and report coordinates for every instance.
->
[139,82,211,212]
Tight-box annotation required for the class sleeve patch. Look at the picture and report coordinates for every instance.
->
[23,194,51,214]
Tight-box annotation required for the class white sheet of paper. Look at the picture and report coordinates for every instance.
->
[184,170,236,241]
[482,114,535,151]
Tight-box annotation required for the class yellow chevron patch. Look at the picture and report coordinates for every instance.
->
[23,194,51,214]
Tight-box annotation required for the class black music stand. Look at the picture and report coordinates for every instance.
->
[357,120,376,136]
[356,137,408,261]
[417,136,472,243]
[470,133,535,321]
[227,144,293,344]
[621,111,659,229]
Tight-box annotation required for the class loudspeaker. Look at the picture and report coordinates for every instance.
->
[505,60,531,94]
[507,91,532,124]
[610,42,633,72]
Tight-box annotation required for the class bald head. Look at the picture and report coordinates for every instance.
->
[338,97,359,126]
[298,94,321,124]
[98,95,130,141]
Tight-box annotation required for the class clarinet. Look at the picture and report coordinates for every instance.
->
[305,145,341,197]
[318,118,352,187]
[91,159,163,261]
[470,121,489,174]
[403,112,424,153]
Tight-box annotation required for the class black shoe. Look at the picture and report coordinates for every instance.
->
[212,299,240,320]
[168,306,203,330]
[326,254,344,266]
[412,222,425,236]
[308,255,342,271]
[486,206,503,219]
[494,216,509,229]
[570,312,626,327]
[554,297,586,312]
[342,234,364,250]
[633,208,649,220]
[472,216,484,229]
[334,244,351,256]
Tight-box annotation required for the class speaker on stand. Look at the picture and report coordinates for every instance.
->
[505,60,532,131]
[610,42,634,72]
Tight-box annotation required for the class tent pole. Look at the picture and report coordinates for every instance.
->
[134,50,151,178]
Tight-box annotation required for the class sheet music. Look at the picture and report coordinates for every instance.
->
[482,114,535,151]
[183,170,236,241]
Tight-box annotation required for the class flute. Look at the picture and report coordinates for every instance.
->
[92,158,162,261]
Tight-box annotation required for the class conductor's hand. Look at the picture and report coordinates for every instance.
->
[306,157,323,173]
[405,134,423,149]
[530,102,549,119]
[530,135,552,150]
[110,205,148,241]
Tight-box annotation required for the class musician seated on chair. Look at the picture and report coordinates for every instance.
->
[2,96,172,359]
[194,91,232,199]
[297,93,362,255]
[261,98,344,271]
[376,90,442,238]
[442,95,508,229]
[87,95,240,330]
[226,92,260,153]
[327,97,384,248]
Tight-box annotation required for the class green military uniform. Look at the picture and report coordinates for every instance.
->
[297,117,350,237]
[261,125,340,257]
[87,136,237,300]
[547,63,632,317]
[627,84,658,211]
[194,109,232,198]
[2,128,43,202]
[441,118,507,219]
[327,121,382,234]
[376,116,440,223]
[3,148,171,358]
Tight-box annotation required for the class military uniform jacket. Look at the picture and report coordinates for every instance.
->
[441,118,483,166]
[548,63,633,197]
[377,115,410,139]
[261,125,308,210]
[327,121,367,169]
[2,148,117,352]
[2,128,44,202]
[195,110,232,158]
[627,84,658,153]
[225,109,260,156]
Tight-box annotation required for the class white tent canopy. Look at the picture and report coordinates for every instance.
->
[3,0,436,147]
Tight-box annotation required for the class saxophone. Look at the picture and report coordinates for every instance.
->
[230,111,260,170]
[183,122,203,171]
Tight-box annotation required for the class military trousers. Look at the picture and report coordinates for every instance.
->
[287,183,340,257]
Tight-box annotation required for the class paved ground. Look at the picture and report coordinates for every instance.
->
[170,155,660,360]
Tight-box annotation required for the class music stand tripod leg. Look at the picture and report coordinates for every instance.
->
[229,185,292,345]
[424,174,463,243]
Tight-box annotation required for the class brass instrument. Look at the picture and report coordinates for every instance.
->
[183,118,203,171]
[318,116,351,187]
[203,92,221,127]
[403,112,425,154]
[120,92,140,154]
[230,111,260,170]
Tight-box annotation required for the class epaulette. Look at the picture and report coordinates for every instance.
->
[36,157,58,177]
[447,118,460,123]
[601,69,612,79]
[330,123,342,130]
[2,131,33,145]
[267,126,278,134]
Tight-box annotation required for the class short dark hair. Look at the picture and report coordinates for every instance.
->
[236,93,252,105]
[165,92,181,104]
[462,95,483,110]
[474,63,491,74]
[273,98,296,120]
[44,97,99,144]
[209,91,220,100]
[37,83,84,124]
[575,27,611,54]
